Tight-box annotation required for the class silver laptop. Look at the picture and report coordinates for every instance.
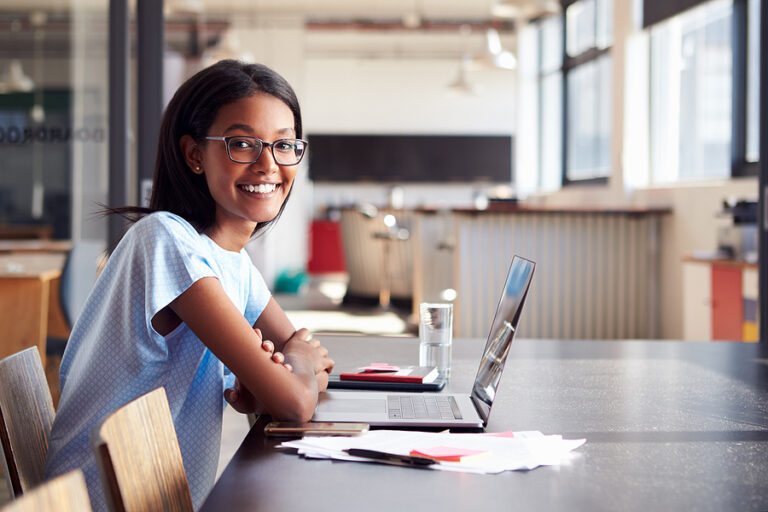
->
[312,255,536,428]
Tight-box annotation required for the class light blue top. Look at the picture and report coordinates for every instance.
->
[45,211,271,511]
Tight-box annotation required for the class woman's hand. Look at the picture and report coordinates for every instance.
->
[283,328,334,391]
[224,328,291,413]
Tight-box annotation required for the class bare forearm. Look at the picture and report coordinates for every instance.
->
[262,371,318,422]
[253,298,296,352]
[170,280,320,422]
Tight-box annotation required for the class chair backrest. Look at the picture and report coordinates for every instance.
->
[339,207,414,300]
[0,347,56,497]
[91,387,193,512]
[0,470,92,512]
[59,240,106,328]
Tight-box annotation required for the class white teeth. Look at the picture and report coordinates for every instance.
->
[242,184,276,193]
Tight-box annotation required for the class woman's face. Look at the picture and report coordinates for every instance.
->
[194,93,298,246]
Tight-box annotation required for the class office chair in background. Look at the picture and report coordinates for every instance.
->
[45,241,105,406]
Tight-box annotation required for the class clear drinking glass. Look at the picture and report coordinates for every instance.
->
[418,303,453,379]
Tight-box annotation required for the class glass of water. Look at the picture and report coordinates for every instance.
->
[418,302,453,379]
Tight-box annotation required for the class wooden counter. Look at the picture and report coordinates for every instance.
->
[0,253,67,365]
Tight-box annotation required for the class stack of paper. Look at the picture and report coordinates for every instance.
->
[278,430,585,474]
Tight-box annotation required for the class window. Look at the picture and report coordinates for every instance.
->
[567,54,612,180]
[649,0,733,183]
[745,0,760,163]
[538,16,563,191]
[564,0,614,183]
[641,0,760,185]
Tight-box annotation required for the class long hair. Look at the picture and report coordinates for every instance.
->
[108,60,302,238]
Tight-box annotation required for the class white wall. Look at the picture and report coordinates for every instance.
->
[303,57,517,212]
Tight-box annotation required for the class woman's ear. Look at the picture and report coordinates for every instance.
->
[180,135,204,174]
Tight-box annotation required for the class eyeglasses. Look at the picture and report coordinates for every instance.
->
[205,135,308,166]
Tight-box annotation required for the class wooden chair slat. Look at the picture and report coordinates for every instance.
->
[0,470,91,512]
[92,387,193,512]
[0,347,56,496]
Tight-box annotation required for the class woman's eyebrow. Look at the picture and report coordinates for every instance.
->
[223,123,254,134]
[222,124,296,136]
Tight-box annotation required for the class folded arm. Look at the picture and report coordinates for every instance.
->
[166,277,332,422]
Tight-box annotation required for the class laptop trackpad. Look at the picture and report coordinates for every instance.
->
[316,398,385,413]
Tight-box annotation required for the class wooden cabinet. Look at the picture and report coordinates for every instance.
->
[683,258,758,341]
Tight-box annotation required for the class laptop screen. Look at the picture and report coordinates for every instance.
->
[470,255,535,424]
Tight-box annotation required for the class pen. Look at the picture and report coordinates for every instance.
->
[344,448,437,467]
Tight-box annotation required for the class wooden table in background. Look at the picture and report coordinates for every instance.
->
[0,239,72,254]
[0,253,67,366]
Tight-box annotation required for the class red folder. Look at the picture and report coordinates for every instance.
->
[339,366,439,384]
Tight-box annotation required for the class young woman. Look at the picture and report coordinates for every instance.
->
[45,60,334,510]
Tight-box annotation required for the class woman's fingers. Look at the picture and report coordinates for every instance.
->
[315,371,329,392]
[224,387,238,404]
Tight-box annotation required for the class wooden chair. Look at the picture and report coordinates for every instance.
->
[0,347,56,497]
[91,387,193,512]
[0,470,91,512]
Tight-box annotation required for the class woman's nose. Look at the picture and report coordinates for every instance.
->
[253,147,279,174]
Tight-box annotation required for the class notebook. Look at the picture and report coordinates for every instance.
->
[312,255,535,428]
[338,366,439,384]
[326,374,447,392]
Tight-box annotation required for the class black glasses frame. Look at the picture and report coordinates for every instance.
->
[205,135,308,166]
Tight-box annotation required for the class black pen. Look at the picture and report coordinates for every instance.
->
[344,448,437,467]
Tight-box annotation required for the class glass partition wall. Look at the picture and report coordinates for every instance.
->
[0,4,110,242]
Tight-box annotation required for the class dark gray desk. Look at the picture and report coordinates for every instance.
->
[201,336,768,512]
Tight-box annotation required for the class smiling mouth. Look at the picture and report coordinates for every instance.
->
[238,183,279,194]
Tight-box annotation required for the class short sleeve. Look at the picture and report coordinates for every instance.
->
[134,213,219,338]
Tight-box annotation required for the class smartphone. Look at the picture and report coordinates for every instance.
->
[264,421,369,437]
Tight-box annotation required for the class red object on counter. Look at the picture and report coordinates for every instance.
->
[307,220,346,274]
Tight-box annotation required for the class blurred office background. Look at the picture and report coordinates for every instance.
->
[0,0,763,342]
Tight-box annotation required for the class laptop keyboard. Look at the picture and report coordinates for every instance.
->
[387,395,462,420]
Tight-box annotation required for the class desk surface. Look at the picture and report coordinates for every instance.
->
[202,336,768,512]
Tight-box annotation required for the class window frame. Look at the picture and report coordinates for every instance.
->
[644,0,759,183]
[731,0,760,177]
[535,15,564,191]
[561,0,612,186]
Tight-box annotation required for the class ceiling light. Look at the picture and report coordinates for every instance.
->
[474,28,517,70]
[491,0,561,19]
[402,11,421,29]
[0,60,34,93]
[203,31,255,66]
[447,55,480,96]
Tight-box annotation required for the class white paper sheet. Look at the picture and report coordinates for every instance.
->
[277,430,585,474]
